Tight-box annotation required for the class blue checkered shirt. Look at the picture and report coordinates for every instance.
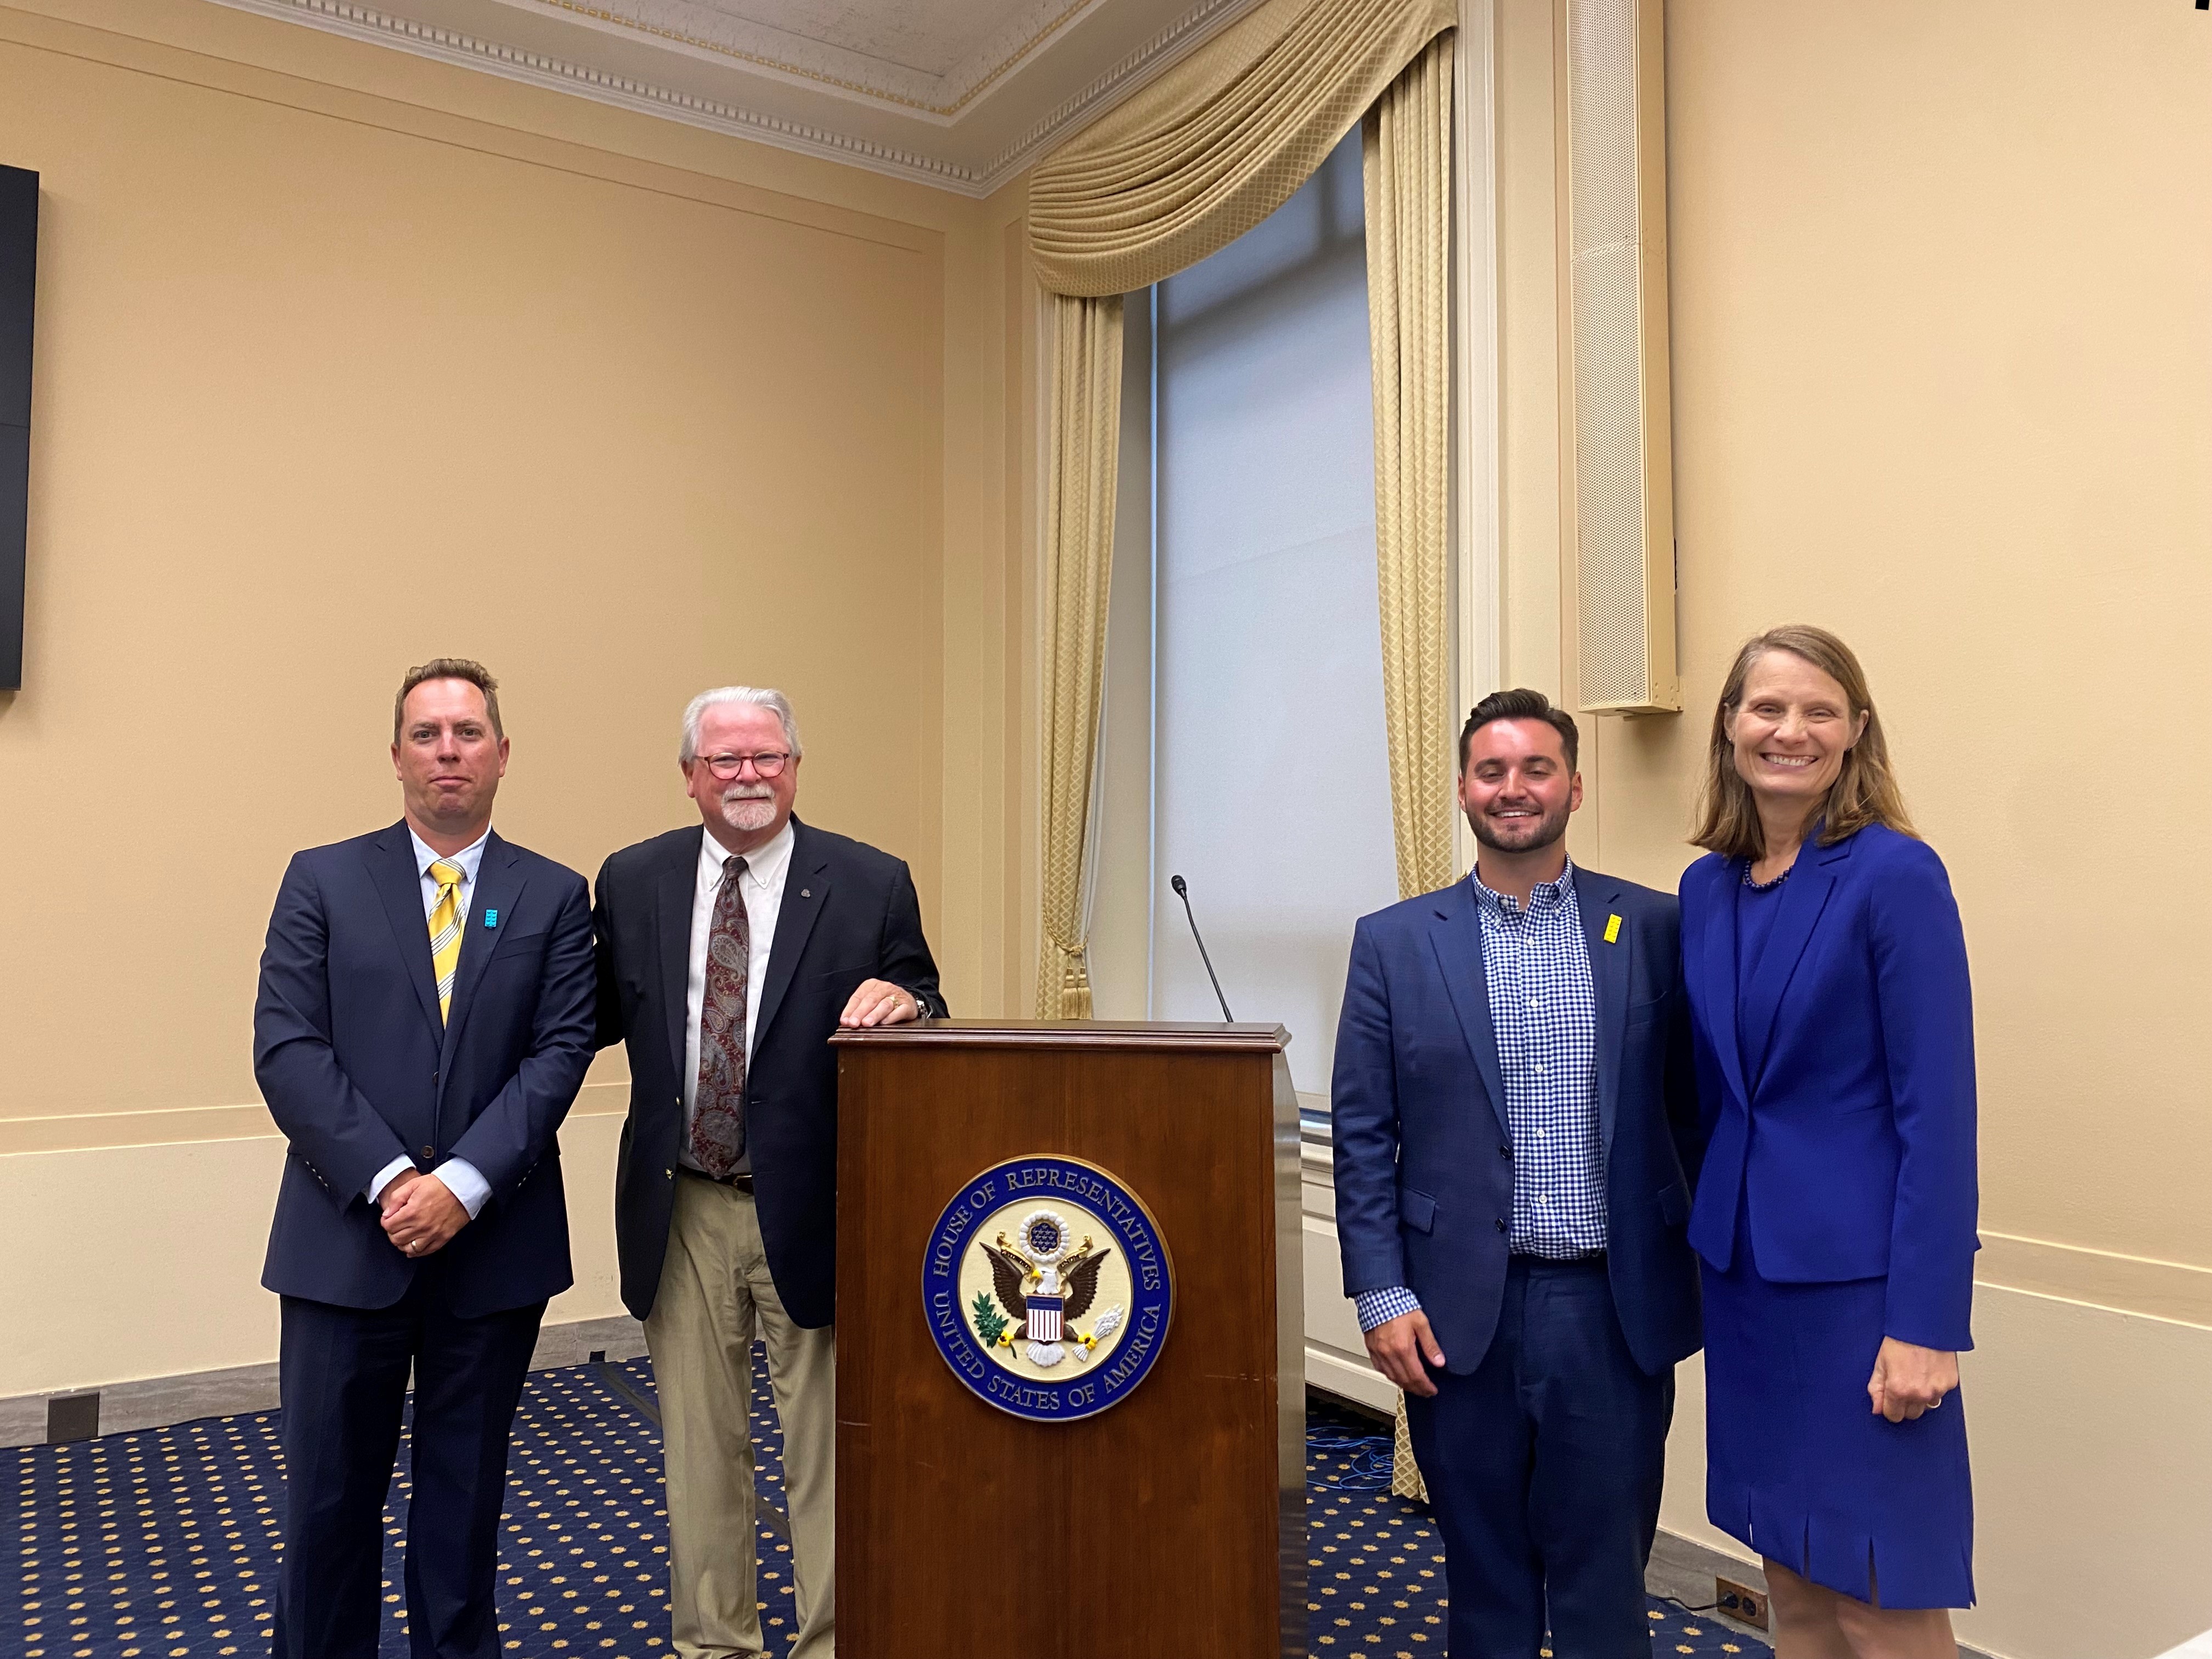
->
[1354,860,1606,1331]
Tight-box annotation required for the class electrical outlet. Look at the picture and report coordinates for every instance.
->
[46,1391,99,1444]
[1714,1577,1769,1630]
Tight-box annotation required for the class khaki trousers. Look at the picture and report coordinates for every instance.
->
[646,1172,836,1659]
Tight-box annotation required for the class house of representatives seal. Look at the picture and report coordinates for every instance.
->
[920,1154,1174,1423]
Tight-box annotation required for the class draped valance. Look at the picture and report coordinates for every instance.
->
[1029,0,1457,297]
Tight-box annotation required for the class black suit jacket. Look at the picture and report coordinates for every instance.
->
[593,815,946,1328]
[254,823,598,1316]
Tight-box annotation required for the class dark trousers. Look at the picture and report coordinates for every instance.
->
[1403,1255,1672,1659]
[273,1277,544,1659]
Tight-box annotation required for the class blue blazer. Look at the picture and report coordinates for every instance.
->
[254,823,599,1317]
[1331,868,1706,1377]
[1679,823,1978,1352]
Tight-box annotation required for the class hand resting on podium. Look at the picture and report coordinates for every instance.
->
[838,978,924,1028]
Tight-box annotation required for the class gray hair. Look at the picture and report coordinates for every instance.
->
[679,685,804,765]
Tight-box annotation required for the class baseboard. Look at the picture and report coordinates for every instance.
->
[0,1312,647,1447]
[524,1312,650,1371]
[1649,1530,2002,1659]
[1306,1345,1397,1414]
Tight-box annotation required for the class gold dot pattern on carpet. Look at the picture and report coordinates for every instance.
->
[4,1354,802,1658]
[7,1375,1765,1657]
[1300,1400,1769,1655]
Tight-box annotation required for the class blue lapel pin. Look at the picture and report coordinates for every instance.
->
[483,909,499,928]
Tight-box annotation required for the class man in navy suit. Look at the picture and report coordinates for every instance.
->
[592,685,944,1659]
[1332,688,1705,1658]
[254,658,597,1659]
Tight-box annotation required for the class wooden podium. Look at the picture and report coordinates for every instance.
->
[830,1019,1306,1658]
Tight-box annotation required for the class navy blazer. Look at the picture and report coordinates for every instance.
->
[254,823,599,1317]
[1680,823,1979,1352]
[1331,867,1705,1378]
[592,816,945,1330]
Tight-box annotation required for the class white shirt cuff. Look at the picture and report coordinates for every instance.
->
[367,1154,415,1206]
[433,1158,492,1220]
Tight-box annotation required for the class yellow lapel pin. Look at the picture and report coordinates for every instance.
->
[1604,913,1622,944]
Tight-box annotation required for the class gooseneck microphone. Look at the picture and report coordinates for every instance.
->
[1170,874,1235,1023]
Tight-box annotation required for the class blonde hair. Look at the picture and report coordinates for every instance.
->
[1691,625,1916,859]
[394,658,501,742]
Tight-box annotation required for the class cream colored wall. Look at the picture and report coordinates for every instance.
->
[0,0,1022,1393]
[1605,0,2212,1273]
[9,0,2207,1643]
[1494,2,2212,1654]
[0,1114,630,1397]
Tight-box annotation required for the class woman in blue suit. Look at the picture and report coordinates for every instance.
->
[1680,625,1977,1657]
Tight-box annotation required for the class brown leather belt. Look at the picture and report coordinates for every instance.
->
[677,1164,754,1194]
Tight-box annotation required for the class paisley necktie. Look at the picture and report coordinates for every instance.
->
[690,855,751,1177]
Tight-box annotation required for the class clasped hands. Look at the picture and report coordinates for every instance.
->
[376,977,924,1257]
[380,1169,468,1259]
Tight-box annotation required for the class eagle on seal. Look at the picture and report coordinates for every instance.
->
[982,1235,1111,1329]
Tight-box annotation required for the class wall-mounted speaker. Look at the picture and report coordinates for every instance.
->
[1564,0,1676,714]
[1,163,36,692]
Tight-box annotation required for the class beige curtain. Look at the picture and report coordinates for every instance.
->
[1028,0,1454,1014]
[1365,32,1455,1506]
[1036,294,1125,1018]
[1368,34,1458,907]
[1031,0,1458,298]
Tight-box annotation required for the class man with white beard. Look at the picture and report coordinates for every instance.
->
[591,686,945,1659]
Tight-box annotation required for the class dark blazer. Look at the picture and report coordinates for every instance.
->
[593,815,946,1329]
[1679,823,1979,1352]
[1331,866,1705,1377]
[254,823,598,1317]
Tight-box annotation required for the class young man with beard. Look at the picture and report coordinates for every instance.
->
[590,686,945,1659]
[1330,688,1706,1658]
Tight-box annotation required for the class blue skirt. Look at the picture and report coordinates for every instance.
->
[1702,1213,1975,1610]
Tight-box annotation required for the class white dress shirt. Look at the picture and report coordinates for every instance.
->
[679,819,794,1175]
[365,826,493,1217]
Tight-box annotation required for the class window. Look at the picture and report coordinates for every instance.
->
[1088,133,1401,1108]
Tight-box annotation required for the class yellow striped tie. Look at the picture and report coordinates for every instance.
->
[428,860,464,1023]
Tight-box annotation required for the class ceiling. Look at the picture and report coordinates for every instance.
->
[207,0,1265,196]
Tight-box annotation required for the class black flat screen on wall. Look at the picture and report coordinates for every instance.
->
[1,163,35,691]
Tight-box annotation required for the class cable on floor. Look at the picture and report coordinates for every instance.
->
[1306,1421,1397,1492]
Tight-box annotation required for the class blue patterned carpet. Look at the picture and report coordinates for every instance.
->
[6,1358,1766,1657]
[1302,1401,1768,1658]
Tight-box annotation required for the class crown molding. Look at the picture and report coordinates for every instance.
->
[516,0,1097,118]
[984,0,1243,185]
[198,0,1258,198]
[201,0,988,186]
